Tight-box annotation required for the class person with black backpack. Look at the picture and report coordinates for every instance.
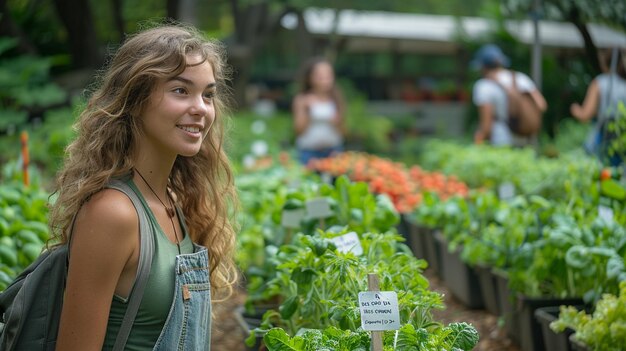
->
[1,24,239,351]
[471,44,547,147]
[571,47,626,167]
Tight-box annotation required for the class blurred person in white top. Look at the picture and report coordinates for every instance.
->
[292,57,346,165]
[471,44,547,146]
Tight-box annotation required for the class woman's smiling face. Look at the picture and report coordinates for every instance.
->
[139,55,216,159]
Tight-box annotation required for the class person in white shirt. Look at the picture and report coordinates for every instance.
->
[292,57,346,165]
[471,44,547,146]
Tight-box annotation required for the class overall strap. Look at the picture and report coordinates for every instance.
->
[106,179,155,351]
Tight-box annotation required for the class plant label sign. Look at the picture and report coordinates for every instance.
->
[598,205,614,223]
[320,172,333,184]
[498,182,515,200]
[287,179,301,190]
[281,209,305,228]
[306,197,333,219]
[330,232,363,256]
[358,291,400,331]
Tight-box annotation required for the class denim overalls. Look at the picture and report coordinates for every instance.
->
[152,244,211,351]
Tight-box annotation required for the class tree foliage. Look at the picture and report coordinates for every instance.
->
[503,0,626,74]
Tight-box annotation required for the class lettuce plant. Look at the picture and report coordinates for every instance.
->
[551,281,626,351]
[262,322,479,351]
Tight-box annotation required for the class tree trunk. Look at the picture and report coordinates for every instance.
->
[52,0,101,68]
[178,0,198,26]
[227,0,291,108]
[0,0,37,55]
[295,10,314,62]
[167,0,180,20]
[561,4,601,75]
[111,0,125,40]
[324,8,341,62]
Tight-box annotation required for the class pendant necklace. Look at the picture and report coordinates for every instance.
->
[134,168,181,254]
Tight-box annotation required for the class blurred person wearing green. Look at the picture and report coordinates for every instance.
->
[571,48,626,166]
[292,57,346,165]
[471,44,547,146]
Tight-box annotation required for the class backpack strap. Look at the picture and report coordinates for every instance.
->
[510,70,518,93]
[486,70,516,94]
[106,179,155,351]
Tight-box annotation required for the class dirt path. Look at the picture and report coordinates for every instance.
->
[425,270,521,351]
[211,272,521,351]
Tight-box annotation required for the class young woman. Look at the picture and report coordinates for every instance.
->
[292,57,346,165]
[571,48,626,165]
[52,25,238,350]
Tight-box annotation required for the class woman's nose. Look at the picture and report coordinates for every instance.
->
[189,95,209,116]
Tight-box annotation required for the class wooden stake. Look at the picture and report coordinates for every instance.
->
[285,227,293,245]
[368,273,383,351]
[20,131,29,187]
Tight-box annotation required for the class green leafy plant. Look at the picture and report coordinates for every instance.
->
[417,139,598,201]
[261,322,479,351]
[238,173,402,307]
[245,227,447,346]
[551,280,626,351]
[0,37,68,134]
[411,172,626,302]
[0,163,51,291]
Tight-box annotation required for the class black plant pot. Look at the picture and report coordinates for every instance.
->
[436,232,484,309]
[493,269,520,344]
[474,264,500,315]
[534,306,576,351]
[235,306,269,351]
[569,334,590,351]
[404,216,428,260]
[423,228,442,277]
[397,215,414,252]
[517,295,584,351]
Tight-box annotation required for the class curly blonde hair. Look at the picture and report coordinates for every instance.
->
[49,24,238,297]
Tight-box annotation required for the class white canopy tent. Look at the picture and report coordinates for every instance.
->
[281,8,626,54]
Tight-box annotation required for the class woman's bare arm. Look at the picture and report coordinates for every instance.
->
[570,79,600,122]
[529,89,548,113]
[56,189,139,351]
[292,95,310,136]
[474,104,494,144]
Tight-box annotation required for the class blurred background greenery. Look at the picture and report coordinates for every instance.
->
[1,0,624,181]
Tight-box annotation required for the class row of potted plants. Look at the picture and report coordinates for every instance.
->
[235,166,480,350]
[401,142,625,351]
[306,151,469,213]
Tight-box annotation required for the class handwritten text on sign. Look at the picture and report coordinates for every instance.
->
[358,291,400,331]
[330,232,363,256]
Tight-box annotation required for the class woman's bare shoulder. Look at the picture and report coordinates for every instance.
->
[72,188,139,248]
[293,93,312,106]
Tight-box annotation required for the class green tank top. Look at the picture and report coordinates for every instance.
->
[102,180,194,350]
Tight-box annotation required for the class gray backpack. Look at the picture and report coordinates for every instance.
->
[0,180,155,351]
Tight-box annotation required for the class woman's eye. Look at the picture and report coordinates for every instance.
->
[173,88,187,94]
[203,91,215,99]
